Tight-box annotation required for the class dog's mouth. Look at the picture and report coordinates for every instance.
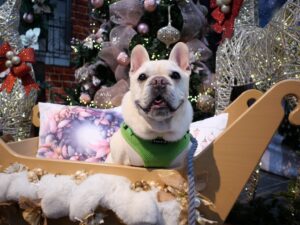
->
[136,95,184,113]
[151,95,167,108]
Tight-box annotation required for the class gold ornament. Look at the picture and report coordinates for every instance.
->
[157,6,181,48]
[72,170,89,184]
[27,168,48,183]
[19,196,47,225]
[130,180,152,192]
[196,94,215,113]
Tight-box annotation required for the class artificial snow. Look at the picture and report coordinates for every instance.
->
[0,171,181,225]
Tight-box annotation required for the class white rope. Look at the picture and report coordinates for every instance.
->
[187,136,198,225]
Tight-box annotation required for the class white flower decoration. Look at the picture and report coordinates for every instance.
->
[83,37,94,49]
[20,28,41,50]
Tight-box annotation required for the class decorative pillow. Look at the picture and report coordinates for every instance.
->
[37,103,123,162]
[37,102,228,162]
[190,113,228,157]
[261,133,300,178]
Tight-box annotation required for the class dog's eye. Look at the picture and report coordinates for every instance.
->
[138,73,147,81]
[170,71,181,80]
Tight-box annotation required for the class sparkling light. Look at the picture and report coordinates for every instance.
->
[75,124,104,148]
[215,0,300,113]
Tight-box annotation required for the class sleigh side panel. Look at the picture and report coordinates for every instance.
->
[194,80,300,224]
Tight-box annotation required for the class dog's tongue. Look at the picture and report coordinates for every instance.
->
[152,97,167,108]
[154,99,164,105]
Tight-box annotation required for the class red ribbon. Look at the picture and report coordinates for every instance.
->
[0,42,39,96]
[210,0,244,42]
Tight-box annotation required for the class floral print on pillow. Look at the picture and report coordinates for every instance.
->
[37,103,123,162]
[190,113,228,157]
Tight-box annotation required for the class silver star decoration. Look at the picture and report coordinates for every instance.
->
[0,0,23,52]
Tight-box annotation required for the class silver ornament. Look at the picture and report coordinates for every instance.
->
[222,0,232,5]
[11,56,21,65]
[5,51,14,60]
[5,60,13,68]
[221,4,231,13]
[216,0,223,7]
[157,26,180,48]
[157,6,180,47]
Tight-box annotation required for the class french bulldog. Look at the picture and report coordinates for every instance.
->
[106,42,193,168]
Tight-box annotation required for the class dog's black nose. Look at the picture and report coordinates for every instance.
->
[151,76,169,88]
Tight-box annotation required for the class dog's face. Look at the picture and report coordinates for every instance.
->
[129,42,191,121]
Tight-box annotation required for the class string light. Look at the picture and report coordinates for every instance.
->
[215,0,300,113]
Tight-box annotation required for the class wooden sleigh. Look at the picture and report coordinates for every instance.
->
[0,80,299,224]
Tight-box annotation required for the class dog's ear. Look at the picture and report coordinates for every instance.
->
[169,42,190,71]
[130,45,150,73]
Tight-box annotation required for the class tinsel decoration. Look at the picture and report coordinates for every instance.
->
[234,0,257,28]
[0,0,37,141]
[215,0,300,113]
[0,80,37,141]
[0,0,23,50]
[243,164,261,201]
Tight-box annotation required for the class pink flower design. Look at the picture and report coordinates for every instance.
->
[37,105,123,163]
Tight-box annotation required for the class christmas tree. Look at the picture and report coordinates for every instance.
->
[70,0,214,121]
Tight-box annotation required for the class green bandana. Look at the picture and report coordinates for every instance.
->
[120,123,190,168]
